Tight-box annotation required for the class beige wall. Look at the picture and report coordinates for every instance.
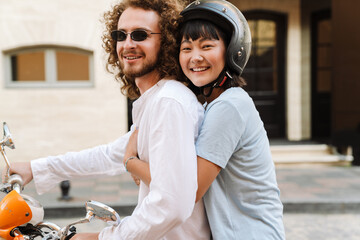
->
[0,0,128,163]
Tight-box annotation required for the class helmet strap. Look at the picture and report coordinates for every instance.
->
[200,69,233,98]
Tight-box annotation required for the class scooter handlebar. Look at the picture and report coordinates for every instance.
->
[10,174,23,193]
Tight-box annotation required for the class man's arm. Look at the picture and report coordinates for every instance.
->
[100,98,199,239]
[30,131,132,194]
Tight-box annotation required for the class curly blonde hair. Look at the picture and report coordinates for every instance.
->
[102,0,187,99]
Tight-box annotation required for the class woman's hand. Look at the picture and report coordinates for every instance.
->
[131,174,140,186]
[124,129,139,165]
[123,128,151,186]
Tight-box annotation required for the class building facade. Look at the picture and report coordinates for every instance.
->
[1,0,359,162]
[0,0,128,162]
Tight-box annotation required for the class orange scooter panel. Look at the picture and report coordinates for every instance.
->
[13,236,25,240]
[0,190,32,240]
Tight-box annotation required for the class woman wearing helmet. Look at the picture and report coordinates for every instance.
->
[124,0,285,239]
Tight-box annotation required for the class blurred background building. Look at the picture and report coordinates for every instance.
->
[1,0,359,164]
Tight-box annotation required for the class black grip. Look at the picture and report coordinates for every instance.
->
[64,226,77,240]
[65,232,76,240]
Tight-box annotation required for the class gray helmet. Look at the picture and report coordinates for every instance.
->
[180,0,251,76]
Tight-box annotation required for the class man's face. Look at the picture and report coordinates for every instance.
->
[116,7,161,78]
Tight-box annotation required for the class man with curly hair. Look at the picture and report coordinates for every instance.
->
[6,0,210,239]
[102,0,189,99]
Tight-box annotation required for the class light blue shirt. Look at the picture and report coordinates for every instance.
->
[196,87,285,240]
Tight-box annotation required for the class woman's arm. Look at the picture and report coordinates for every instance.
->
[124,130,221,201]
[124,129,151,185]
[196,156,221,202]
[127,155,221,202]
[125,157,151,186]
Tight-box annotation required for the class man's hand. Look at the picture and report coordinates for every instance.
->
[69,232,99,240]
[1,162,33,185]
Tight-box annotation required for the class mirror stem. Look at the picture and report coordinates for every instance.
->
[0,145,11,182]
[61,212,94,240]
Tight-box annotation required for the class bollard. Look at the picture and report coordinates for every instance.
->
[59,180,72,201]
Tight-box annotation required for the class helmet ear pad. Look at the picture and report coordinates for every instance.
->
[227,34,251,76]
[181,0,252,77]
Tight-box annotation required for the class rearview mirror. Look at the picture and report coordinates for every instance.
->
[86,200,120,223]
[1,122,15,149]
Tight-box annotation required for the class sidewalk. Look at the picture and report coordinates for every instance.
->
[276,164,360,213]
[14,164,360,218]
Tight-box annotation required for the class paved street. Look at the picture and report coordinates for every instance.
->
[19,165,360,216]
[3,164,360,239]
[46,213,360,239]
[284,213,360,240]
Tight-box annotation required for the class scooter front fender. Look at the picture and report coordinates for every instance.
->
[0,190,32,240]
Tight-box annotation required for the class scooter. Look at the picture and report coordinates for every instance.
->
[0,122,120,240]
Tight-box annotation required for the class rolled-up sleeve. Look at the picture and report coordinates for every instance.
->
[99,98,198,239]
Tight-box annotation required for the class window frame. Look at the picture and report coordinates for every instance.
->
[3,45,94,88]
[243,11,286,96]
[243,10,287,138]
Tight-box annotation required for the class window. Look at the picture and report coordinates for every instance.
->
[311,10,332,138]
[4,45,94,87]
[242,11,287,138]
[244,19,278,93]
[315,18,332,93]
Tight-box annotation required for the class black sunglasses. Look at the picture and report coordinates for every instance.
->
[111,30,161,42]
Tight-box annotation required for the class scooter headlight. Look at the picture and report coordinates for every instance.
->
[21,194,44,226]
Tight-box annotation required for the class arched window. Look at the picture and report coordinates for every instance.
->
[4,45,94,88]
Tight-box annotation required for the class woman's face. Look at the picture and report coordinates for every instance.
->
[179,35,226,87]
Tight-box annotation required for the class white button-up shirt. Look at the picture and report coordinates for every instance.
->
[31,79,210,239]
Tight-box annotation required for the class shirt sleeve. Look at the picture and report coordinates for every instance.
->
[99,98,198,239]
[31,130,131,195]
[196,100,245,168]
